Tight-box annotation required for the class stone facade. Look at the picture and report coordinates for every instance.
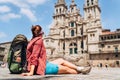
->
[0,42,11,61]
[0,0,120,67]
[44,0,120,67]
[90,29,120,67]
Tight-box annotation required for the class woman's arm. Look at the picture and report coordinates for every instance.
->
[21,65,35,76]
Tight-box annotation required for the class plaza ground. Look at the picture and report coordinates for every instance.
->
[0,66,120,80]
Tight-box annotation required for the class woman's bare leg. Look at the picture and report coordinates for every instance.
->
[50,58,91,74]
[51,58,77,70]
[57,65,78,74]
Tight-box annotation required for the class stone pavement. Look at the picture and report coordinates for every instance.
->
[0,67,120,80]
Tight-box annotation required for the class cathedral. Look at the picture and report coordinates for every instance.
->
[44,0,101,56]
[44,0,102,60]
[44,0,120,67]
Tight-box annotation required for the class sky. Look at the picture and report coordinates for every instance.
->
[0,0,120,43]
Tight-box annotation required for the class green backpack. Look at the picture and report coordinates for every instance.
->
[7,34,28,74]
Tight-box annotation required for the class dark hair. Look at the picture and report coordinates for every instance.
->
[31,25,42,38]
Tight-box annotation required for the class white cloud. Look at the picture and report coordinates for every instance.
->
[0,0,29,8]
[20,8,37,22]
[0,5,11,13]
[0,32,7,38]
[26,0,47,6]
[0,0,48,8]
[0,0,48,22]
[0,13,21,21]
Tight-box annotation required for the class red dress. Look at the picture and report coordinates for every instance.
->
[26,35,46,75]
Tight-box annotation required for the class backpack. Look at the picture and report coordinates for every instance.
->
[7,34,28,74]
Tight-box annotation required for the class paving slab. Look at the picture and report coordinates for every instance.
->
[0,66,120,80]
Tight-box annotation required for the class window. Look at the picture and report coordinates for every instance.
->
[71,30,74,36]
[74,48,77,54]
[70,43,73,46]
[107,36,110,39]
[70,48,73,54]
[69,43,77,54]
[108,46,110,48]
[81,28,83,35]
[114,35,117,39]
[59,8,61,13]
[63,43,65,50]
[81,50,83,54]
[74,43,77,46]
[56,9,58,13]
[101,37,104,41]
[111,36,113,39]
[81,41,84,48]
[46,40,49,42]
[91,0,94,5]
[104,36,106,40]
[90,34,92,37]
[71,22,74,27]
[118,35,120,38]
[0,47,5,53]
[71,8,74,12]
[115,47,118,53]
[63,30,65,37]
[87,0,89,6]
[101,44,105,48]
[74,43,77,54]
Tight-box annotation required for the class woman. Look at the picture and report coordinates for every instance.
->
[21,25,91,76]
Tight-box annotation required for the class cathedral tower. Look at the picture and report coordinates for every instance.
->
[53,0,67,26]
[84,0,102,53]
[84,0,101,20]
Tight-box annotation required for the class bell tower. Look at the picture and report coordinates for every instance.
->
[84,0,101,20]
[84,0,102,53]
[53,0,67,26]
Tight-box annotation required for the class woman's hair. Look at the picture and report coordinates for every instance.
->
[31,25,42,38]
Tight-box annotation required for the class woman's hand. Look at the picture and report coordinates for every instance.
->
[21,65,35,76]
[21,72,33,76]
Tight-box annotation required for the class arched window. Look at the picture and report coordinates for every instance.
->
[59,8,61,13]
[63,43,65,50]
[71,30,74,36]
[56,9,58,13]
[87,0,89,6]
[91,0,94,5]
[70,43,73,46]
[71,8,74,12]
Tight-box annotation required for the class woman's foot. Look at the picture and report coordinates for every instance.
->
[77,66,92,74]
[80,66,91,74]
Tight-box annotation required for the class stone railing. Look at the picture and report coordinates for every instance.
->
[89,50,120,54]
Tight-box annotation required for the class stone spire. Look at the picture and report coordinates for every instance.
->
[70,0,76,6]
[57,0,65,5]
[72,0,75,4]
